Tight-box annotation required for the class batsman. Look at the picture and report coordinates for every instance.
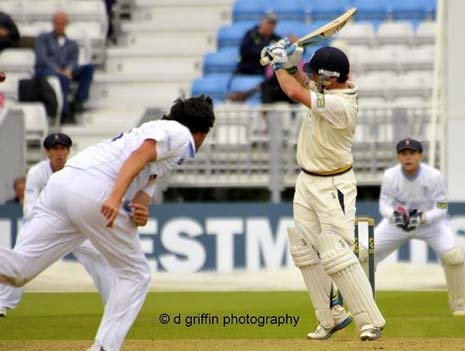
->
[263,42,385,340]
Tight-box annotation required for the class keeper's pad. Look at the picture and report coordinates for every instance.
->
[441,247,465,310]
[316,231,385,329]
[287,227,335,328]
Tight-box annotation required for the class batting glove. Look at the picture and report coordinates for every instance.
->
[269,45,288,72]
[404,209,425,232]
[285,44,303,74]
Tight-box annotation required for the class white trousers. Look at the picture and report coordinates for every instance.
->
[374,218,456,262]
[0,167,151,351]
[0,239,112,309]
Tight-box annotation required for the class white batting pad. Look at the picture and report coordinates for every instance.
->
[316,231,385,329]
[287,227,335,328]
[441,247,465,310]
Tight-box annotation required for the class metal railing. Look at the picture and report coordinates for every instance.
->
[166,104,436,202]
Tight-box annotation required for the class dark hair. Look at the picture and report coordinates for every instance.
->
[163,95,215,133]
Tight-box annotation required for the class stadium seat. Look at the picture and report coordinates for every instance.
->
[125,31,216,55]
[334,22,376,46]
[131,4,230,31]
[20,102,49,151]
[308,0,347,21]
[389,0,435,21]
[387,71,432,99]
[352,0,389,21]
[191,74,232,102]
[0,72,31,100]
[217,21,255,49]
[22,0,61,22]
[232,0,269,22]
[229,75,264,105]
[376,21,414,46]
[391,96,426,108]
[67,1,108,35]
[276,21,308,38]
[357,47,400,72]
[415,21,436,45]
[0,1,24,22]
[203,47,239,75]
[269,0,307,22]
[399,46,434,72]
[0,49,35,75]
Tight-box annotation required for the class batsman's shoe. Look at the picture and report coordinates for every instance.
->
[360,324,382,341]
[307,316,352,340]
[452,305,465,317]
[0,307,6,317]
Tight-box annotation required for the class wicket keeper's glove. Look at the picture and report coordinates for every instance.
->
[404,209,425,232]
[392,206,408,229]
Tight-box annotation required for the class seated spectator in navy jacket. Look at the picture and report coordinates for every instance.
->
[34,11,94,123]
[229,13,294,104]
[0,11,20,52]
[237,12,280,75]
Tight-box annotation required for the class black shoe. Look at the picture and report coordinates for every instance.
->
[71,101,86,114]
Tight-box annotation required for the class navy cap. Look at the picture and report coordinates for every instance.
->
[396,138,423,153]
[303,46,350,82]
[43,133,72,149]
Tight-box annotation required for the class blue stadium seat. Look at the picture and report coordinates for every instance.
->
[191,74,232,102]
[352,0,390,21]
[389,0,435,21]
[217,21,256,49]
[229,75,264,104]
[203,48,240,75]
[232,0,270,22]
[308,0,348,21]
[276,20,308,38]
[269,0,307,22]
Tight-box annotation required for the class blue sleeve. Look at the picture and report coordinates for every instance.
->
[67,40,79,69]
[34,34,56,71]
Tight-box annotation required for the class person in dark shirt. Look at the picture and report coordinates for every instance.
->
[34,11,94,123]
[229,13,294,104]
[0,11,20,52]
[237,12,281,75]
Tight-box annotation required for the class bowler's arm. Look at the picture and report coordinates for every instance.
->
[101,139,157,227]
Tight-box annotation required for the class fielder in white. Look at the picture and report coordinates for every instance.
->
[0,95,215,351]
[266,42,385,341]
[0,133,113,317]
[374,138,465,316]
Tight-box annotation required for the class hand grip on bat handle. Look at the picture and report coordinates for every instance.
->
[259,44,298,66]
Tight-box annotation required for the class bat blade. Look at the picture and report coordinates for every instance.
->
[259,7,357,66]
[296,7,357,48]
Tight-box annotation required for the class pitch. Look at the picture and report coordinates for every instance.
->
[0,291,464,351]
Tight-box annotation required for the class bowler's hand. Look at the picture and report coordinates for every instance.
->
[131,202,149,226]
[101,196,121,228]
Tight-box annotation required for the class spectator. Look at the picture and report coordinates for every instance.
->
[229,13,294,104]
[34,11,94,124]
[4,177,26,206]
[0,11,20,52]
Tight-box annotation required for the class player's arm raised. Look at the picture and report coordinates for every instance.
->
[275,69,312,108]
[101,139,157,228]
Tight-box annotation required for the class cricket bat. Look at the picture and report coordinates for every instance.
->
[260,7,357,66]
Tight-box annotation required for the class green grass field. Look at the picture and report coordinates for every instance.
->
[0,291,464,350]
